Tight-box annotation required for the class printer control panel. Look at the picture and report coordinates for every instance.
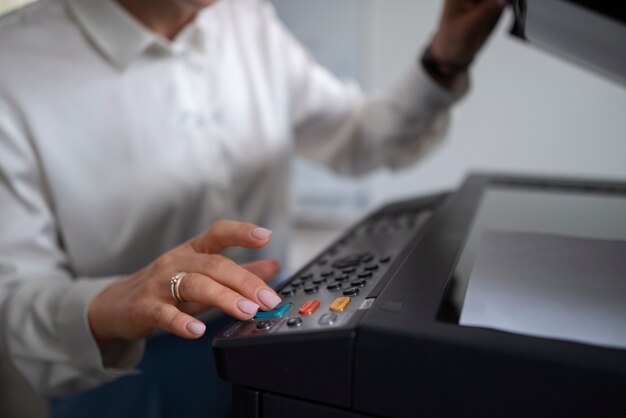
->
[220,208,435,339]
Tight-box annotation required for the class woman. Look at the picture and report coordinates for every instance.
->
[0,0,505,416]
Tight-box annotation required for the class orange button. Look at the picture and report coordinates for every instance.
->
[330,296,351,312]
[299,299,320,315]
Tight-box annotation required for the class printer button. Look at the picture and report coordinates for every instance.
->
[350,279,367,288]
[304,285,319,295]
[326,282,343,291]
[342,287,360,297]
[299,300,321,315]
[253,303,291,320]
[287,317,303,327]
[312,276,327,285]
[255,320,273,330]
[363,263,379,271]
[280,288,297,297]
[318,313,338,326]
[330,296,351,312]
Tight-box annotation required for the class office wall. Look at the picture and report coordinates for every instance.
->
[274,0,626,208]
[271,0,372,226]
[366,1,626,204]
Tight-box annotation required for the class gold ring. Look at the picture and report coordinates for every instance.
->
[170,272,188,303]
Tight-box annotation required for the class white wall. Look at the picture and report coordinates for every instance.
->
[366,0,626,205]
[273,0,626,211]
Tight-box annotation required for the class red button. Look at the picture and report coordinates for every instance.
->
[299,299,320,315]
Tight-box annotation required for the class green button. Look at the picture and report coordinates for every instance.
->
[253,303,292,320]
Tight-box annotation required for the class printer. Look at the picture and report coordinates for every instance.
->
[213,2,626,417]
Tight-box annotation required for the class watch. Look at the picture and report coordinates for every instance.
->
[420,45,470,79]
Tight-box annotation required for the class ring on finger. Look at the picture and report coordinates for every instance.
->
[170,272,188,303]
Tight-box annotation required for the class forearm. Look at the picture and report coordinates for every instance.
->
[294,62,467,175]
[0,273,144,396]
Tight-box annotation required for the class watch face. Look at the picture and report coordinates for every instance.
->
[420,46,466,78]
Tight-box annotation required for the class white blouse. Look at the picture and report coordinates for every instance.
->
[0,0,463,395]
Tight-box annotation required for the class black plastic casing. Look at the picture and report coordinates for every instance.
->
[214,173,626,418]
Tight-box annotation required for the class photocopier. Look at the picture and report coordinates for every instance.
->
[213,2,626,417]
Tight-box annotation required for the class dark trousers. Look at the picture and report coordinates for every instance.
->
[51,316,232,418]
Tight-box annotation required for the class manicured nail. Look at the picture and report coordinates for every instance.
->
[251,227,272,240]
[258,288,281,309]
[237,299,260,315]
[187,321,206,336]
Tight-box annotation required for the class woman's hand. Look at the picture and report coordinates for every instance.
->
[88,220,282,342]
[431,0,506,67]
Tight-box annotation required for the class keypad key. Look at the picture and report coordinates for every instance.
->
[359,253,374,263]
[281,288,296,297]
[287,317,303,327]
[304,285,319,295]
[363,263,379,271]
[254,303,291,320]
[380,254,392,263]
[312,277,327,285]
[318,313,338,326]
[350,279,367,288]
[343,287,360,297]
[342,267,356,274]
[330,296,351,312]
[326,282,343,291]
[299,300,320,315]
[300,273,314,280]
[332,259,360,269]
[291,281,303,288]
[335,274,350,282]
[256,320,272,330]
[321,270,335,277]
[358,272,373,279]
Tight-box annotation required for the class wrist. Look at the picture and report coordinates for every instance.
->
[88,290,111,342]
[421,44,471,78]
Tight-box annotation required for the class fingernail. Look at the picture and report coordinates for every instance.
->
[258,288,281,309]
[237,299,260,315]
[251,227,272,240]
[187,321,206,336]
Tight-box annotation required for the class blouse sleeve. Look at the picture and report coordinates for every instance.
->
[0,100,144,396]
[260,0,468,175]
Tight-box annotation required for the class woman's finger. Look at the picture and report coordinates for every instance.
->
[185,253,281,310]
[241,259,281,282]
[189,220,272,254]
[176,272,264,320]
[173,259,280,315]
[147,302,207,339]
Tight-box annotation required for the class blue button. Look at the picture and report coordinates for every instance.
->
[254,303,292,320]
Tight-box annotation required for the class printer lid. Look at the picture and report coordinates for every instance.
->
[511,0,626,86]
